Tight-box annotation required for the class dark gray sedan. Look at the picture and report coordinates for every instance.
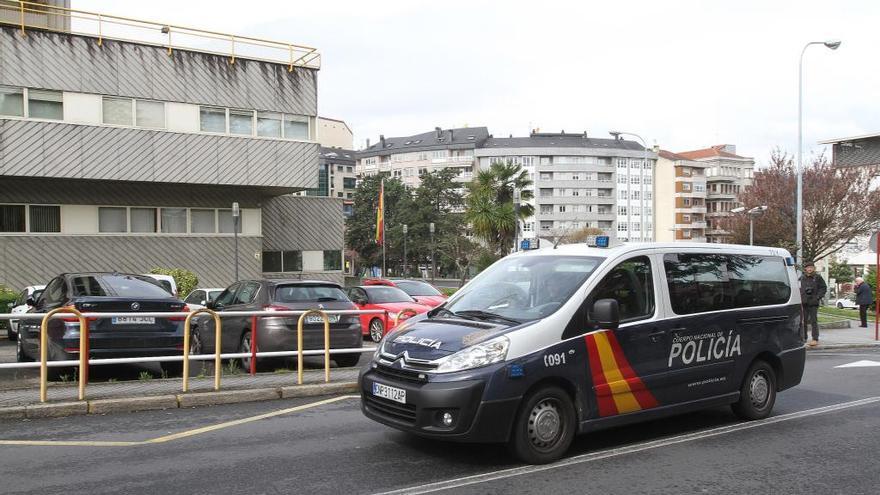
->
[194,280,363,369]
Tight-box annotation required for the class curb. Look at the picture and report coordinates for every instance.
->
[0,381,360,421]
[809,342,880,350]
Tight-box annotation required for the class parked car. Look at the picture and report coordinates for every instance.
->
[143,274,178,298]
[17,273,188,377]
[183,287,226,310]
[346,285,432,342]
[362,278,448,307]
[5,285,45,340]
[832,293,858,309]
[193,280,363,370]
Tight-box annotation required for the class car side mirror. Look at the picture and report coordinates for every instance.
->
[206,301,217,310]
[199,300,207,306]
[592,299,620,330]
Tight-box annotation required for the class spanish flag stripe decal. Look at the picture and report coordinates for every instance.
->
[584,330,659,417]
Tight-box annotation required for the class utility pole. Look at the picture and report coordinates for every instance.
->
[403,224,408,279]
[232,202,240,282]
[429,222,436,283]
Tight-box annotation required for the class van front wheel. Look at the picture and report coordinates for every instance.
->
[508,385,575,464]
[732,360,777,420]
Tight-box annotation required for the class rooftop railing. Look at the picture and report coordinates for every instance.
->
[0,0,321,71]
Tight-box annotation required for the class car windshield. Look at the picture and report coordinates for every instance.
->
[83,275,173,298]
[274,285,349,303]
[366,287,415,303]
[155,280,173,294]
[441,255,604,322]
[30,290,43,303]
[394,280,442,296]
[207,290,223,302]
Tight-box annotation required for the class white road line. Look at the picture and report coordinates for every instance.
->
[373,396,880,495]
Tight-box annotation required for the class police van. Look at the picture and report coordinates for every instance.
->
[359,243,805,464]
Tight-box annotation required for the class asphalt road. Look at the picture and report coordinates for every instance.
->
[0,348,879,494]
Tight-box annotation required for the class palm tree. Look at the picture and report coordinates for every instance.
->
[466,160,534,254]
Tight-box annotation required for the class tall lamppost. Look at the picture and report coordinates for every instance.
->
[402,224,408,279]
[513,187,521,252]
[731,205,768,245]
[232,202,240,282]
[610,131,651,241]
[429,222,436,283]
[797,39,841,264]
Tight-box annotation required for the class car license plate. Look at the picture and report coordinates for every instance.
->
[372,382,406,404]
[306,314,340,324]
[111,316,155,324]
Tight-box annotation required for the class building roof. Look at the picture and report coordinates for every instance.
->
[357,127,489,158]
[320,147,356,164]
[677,145,751,160]
[481,132,644,151]
[818,132,880,145]
[658,149,690,161]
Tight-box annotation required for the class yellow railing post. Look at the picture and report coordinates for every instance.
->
[39,307,86,403]
[19,0,26,35]
[296,310,330,385]
[394,308,420,328]
[97,13,102,46]
[182,308,220,393]
[229,34,236,65]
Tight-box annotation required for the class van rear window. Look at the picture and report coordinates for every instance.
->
[664,254,791,315]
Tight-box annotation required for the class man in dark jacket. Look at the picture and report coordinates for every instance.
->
[800,261,827,346]
[854,277,875,328]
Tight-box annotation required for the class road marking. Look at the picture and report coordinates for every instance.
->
[0,394,359,448]
[835,360,880,368]
[373,396,880,495]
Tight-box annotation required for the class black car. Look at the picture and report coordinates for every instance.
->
[193,280,363,370]
[17,272,188,377]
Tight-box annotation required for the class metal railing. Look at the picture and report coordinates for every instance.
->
[0,1,321,70]
[1,308,424,403]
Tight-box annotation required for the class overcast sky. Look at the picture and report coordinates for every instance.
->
[76,0,880,165]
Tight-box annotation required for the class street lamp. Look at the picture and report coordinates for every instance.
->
[731,205,768,246]
[429,222,436,283]
[232,202,240,282]
[610,130,652,242]
[797,39,841,265]
[513,188,521,252]
[402,224,408,279]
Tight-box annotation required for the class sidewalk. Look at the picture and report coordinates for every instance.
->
[814,319,880,348]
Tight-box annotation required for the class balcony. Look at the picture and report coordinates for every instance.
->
[432,156,475,166]
[678,206,708,214]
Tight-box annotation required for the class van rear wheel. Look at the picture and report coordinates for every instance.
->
[508,385,575,464]
[732,360,777,420]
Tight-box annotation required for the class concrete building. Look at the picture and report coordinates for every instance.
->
[676,145,755,243]
[316,117,353,150]
[356,127,489,188]
[655,150,709,242]
[0,5,346,288]
[476,132,655,243]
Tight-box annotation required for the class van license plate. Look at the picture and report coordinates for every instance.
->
[306,315,340,324]
[112,316,155,324]
[372,382,406,404]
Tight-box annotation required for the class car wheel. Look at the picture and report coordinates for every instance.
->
[369,319,385,343]
[16,331,32,362]
[334,353,361,368]
[731,360,777,421]
[508,385,576,464]
[837,302,844,309]
[239,331,254,371]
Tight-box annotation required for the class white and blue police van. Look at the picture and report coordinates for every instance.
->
[359,243,805,464]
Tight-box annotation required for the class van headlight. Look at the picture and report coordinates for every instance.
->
[435,336,510,373]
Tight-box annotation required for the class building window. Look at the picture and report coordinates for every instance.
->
[136,100,165,128]
[262,251,283,272]
[324,250,342,271]
[218,209,241,234]
[343,177,357,189]
[130,208,157,233]
[342,204,353,217]
[540,205,553,214]
[558,205,566,213]
[102,97,131,126]
[200,106,227,133]
[283,251,302,272]
[523,222,533,232]
[257,112,282,138]
[29,205,60,233]
[0,205,26,232]
[28,89,63,120]
[160,208,187,233]
[98,207,127,233]
[229,109,254,135]
[284,115,309,139]
[190,209,216,234]
[618,206,627,216]
[0,86,24,117]
[618,222,627,232]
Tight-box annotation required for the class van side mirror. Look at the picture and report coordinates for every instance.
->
[592,299,620,330]
[205,301,216,310]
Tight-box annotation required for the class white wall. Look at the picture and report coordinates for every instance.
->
[63,92,102,125]
[242,208,261,236]
[166,102,200,133]
[60,205,98,234]
[302,250,324,272]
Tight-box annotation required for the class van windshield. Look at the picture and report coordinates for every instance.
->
[441,255,604,323]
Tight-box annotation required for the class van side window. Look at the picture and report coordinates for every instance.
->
[590,256,655,323]
[664,254,791,315]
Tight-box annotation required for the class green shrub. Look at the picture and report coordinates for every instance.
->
[148,268,199,298]
[440,287,458,297]
[0,285,15,329]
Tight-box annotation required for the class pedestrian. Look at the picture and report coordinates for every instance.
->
[800,261,827,347]
[854,277,875,328]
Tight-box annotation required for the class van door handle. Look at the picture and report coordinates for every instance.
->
[648,329,666,342]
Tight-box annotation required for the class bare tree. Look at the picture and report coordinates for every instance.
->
[544,226,606,248]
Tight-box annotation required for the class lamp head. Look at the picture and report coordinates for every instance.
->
[824,40,842,50]
[730,207,745,214]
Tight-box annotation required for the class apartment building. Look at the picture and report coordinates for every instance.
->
[476,132,655,243]
[356,127,490,188]
[0,4,346,288]
[655,150,709,242]
[676,145,755,243]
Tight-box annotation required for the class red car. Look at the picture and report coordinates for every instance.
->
[346,286,432,342]
[362,278,448,308]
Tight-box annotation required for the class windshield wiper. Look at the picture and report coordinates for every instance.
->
[452,310,521,325]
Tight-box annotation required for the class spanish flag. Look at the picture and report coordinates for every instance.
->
[375,179,385,245]
[585,330,658,417]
